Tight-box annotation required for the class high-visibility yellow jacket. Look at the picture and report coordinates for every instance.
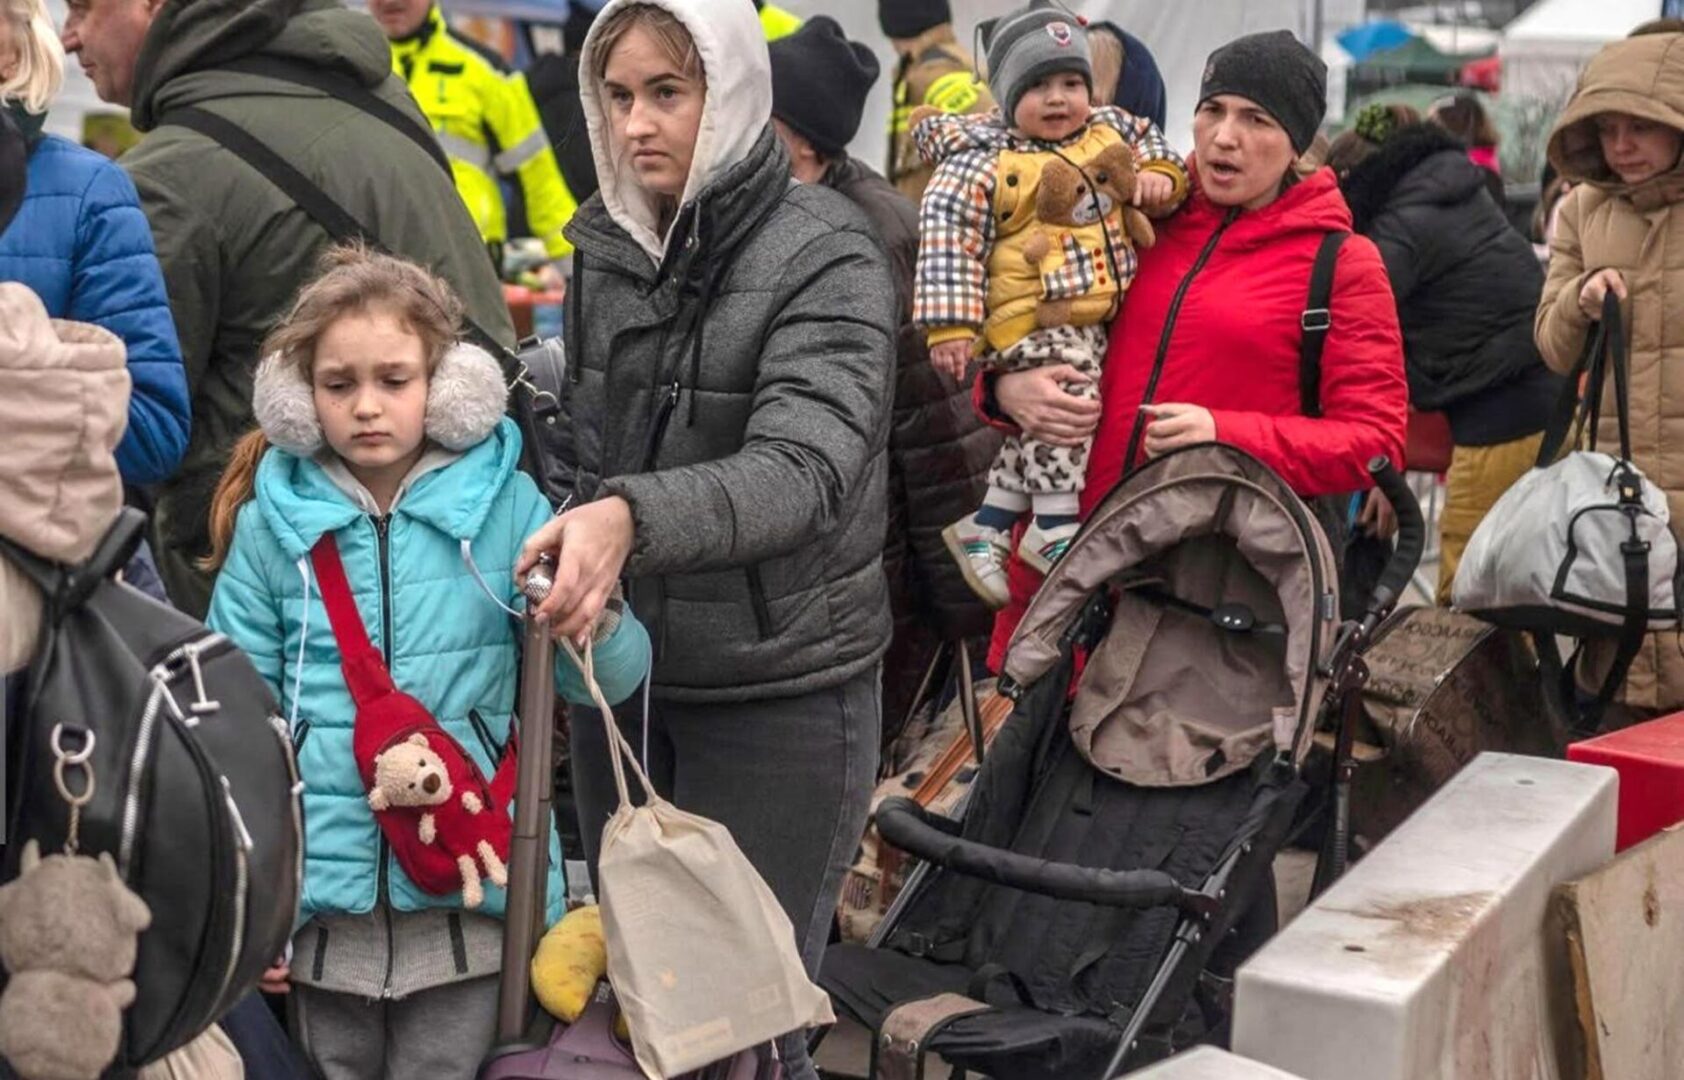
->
[758,3,801,40]
[389,6,577,257]
[887,23,992,203]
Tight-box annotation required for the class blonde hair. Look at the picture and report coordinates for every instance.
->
[0,0,64,114]
[1087,26,1124,108]
[202,243,465,571]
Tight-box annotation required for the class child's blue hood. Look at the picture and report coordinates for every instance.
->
[255,417,524,560]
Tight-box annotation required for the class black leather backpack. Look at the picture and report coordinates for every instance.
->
[1,509,302,1067]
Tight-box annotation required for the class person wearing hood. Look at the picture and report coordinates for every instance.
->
[979,29,1407,672]
[59,0,516,620]
[515,2,895,1074]
[0,0,187,491]
[1327,103,1562,603]
[769,15,1001,735]
[528,0,799,243]
[881,0,993,201]
[1536,27,1684,721]
[0,282,129,699]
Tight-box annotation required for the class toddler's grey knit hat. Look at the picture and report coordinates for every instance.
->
[986,4,1092,120]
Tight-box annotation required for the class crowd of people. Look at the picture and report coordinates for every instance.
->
[0,0,1673,1076]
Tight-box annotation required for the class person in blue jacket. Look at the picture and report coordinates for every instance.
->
[204,245,649,1079]
[0,0,188,486]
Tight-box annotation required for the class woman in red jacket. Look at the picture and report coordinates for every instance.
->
[984,30,1408,670]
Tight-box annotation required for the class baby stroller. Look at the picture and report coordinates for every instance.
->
[819,444,1423,1079]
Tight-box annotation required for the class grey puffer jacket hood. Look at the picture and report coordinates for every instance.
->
[564,4,896,700]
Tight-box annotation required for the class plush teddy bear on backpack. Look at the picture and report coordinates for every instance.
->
[0,840,152,1080]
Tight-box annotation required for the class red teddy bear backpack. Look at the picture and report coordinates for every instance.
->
[310,535,517,906]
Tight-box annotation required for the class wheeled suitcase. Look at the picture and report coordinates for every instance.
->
[480,981,781,1080]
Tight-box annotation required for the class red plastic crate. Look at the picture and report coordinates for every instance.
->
[1568,713,1684,851]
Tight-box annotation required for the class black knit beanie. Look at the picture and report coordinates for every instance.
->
[1198,29,1327,154]
[770,16,881,159]
[879,0,951,41]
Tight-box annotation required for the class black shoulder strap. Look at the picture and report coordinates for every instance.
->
[162,106,506,360]
[0,508,149,616]
[1299,231,1348,419]
[211,55,452,179]
[158,105,577,506]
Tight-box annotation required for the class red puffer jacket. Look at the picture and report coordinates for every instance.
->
[986,163,1407,671]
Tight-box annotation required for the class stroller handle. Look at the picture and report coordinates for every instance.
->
[874,797,1218,915]
[1365,455,1424,622]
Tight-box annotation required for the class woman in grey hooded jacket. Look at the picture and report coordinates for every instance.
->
[517,0,896,1073]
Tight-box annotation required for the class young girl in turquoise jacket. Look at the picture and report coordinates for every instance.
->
[204,245,649,1079]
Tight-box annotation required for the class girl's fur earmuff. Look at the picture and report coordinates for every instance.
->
[252,351,322,457]
[251,343,509,457]
[424,343,509,450]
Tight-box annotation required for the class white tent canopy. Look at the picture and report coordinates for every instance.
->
[1500,0,1656,103]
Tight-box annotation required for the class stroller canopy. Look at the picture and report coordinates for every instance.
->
[1005,445,1340,787]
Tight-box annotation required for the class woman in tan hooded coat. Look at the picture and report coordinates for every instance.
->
[1537,28,1684,717]
[0,283,128,676]
[0,283,251,1078]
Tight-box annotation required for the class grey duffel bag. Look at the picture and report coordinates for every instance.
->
[1452,293,1682,722]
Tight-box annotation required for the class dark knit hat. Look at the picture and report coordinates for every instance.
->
[986,5,1092,120]
[1198,29,1327,154]
[770,16,881,158]
[879,0,951,41]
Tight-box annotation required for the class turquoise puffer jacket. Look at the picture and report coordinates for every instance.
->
[207,419,649,926]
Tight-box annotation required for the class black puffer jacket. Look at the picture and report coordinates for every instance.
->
[564,130,896,703]
[823,158,998,643]
[824,156,999,727]
[1341,124,1562,445]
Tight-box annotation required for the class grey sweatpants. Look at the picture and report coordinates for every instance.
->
[569,664,882,1080]
[289,975,498,1080]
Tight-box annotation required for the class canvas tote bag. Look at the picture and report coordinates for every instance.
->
[1453,293,1682,721]
[562,640,834,1079]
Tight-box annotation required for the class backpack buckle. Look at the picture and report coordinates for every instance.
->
[1301,308,1332,332]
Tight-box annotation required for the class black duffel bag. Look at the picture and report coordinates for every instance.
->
[2,508,302,1068]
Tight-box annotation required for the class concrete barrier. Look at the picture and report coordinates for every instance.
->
[1126,1046,1306,1077]
[1232,753,1617,1080]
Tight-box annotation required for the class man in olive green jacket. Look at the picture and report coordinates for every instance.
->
[63,0,515,616]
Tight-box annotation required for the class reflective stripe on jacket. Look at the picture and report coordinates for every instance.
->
[390,5,577,256]
[886,25,992,202]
